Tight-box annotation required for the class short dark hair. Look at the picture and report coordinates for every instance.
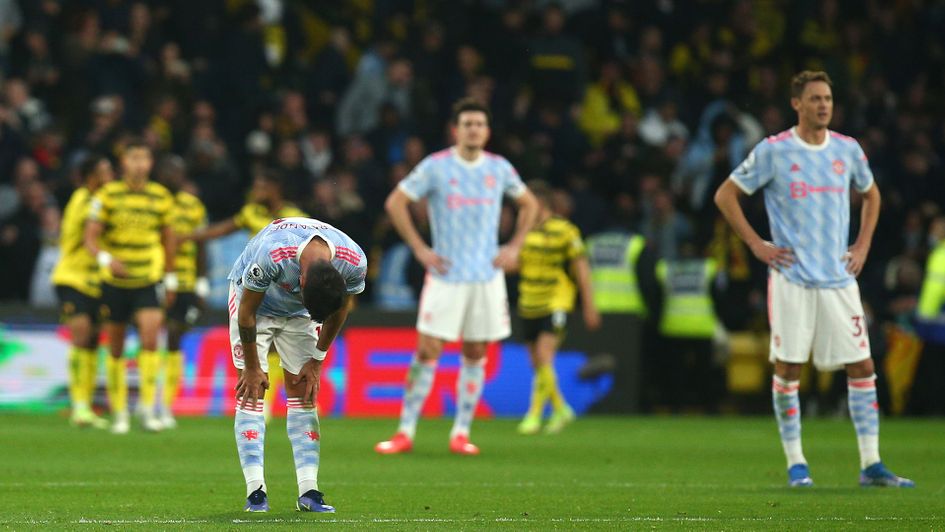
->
[791,70,833,98]
[302,261,346,322]
[451,97,492,125]
[80,154,108,180]
[122,137,151,154]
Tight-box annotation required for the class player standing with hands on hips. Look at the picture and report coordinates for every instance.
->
[376,98,539,455]
[229,217,367,512]
[714,71,913,488]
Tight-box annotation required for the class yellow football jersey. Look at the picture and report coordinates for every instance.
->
[51,187,100,297]
[90,180,174,288]
[171,191,207,293]
[517,216,586,318]
[233,202,307,235]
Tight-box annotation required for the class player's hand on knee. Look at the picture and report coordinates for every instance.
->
[236,367,269,409]
[292,359,322,406]
[415,245,450,275]
[750,240,794,270]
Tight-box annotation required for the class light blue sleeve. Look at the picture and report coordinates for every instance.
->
[851,141,875,192]
[398,157,434,201]
[241,246,283,292]
[729,141,773,195]
[501,158,526,198]
[345,260,367,295]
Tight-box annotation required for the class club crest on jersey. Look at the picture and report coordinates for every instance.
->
[832,160,845,174]
[484,174,496,188]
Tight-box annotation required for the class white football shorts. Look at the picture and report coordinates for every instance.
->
[416,272,511,342]
[767,269,871,371]
[228,282,320,375]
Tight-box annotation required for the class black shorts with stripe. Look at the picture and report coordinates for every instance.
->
[55,286,101,323]
[100,283,160,323]
[167,292,201,325]
[519,311,568,342]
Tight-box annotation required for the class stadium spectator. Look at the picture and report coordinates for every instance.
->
[336,57,414,137]
[528,3,587,105]
[578,60,641,147]
[300,129,333,181]
[273,138,310,200]
[640,188,692,261]
[305,26,352,131]
[0,0,23,73]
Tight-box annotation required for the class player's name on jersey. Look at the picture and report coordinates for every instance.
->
[271,220,331,231]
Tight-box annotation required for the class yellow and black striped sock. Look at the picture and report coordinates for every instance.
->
[527,365,553,418]
[540,364,566,411]
[138,350,160,411]
[163,350,184,412]
[67,347,86,411]
[79,348,99,406]
[106,356,128,414]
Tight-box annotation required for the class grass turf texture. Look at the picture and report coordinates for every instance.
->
[1,414,943,530]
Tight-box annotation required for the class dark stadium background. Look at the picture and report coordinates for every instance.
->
[1,0,944,417]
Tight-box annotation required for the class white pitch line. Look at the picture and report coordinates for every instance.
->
[1,516,941,525]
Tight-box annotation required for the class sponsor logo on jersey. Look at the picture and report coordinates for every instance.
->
[789,181,845,199]
[446,194,495,210]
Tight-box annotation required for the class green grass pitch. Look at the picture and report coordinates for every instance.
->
[1,414,943,530]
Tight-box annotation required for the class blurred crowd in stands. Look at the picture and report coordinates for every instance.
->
[0,0,943,350]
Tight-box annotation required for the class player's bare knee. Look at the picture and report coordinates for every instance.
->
[70,316,93,348]
[416,335,444,361]
[139,337,159,351]
[774,360,802,380]
[461,342,487,361]
[845,358,875,379]
[535,333,557,365]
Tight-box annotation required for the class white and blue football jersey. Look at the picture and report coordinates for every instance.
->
[730,127,874,288]
[227,217,367,319]
[398,148,526,283]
